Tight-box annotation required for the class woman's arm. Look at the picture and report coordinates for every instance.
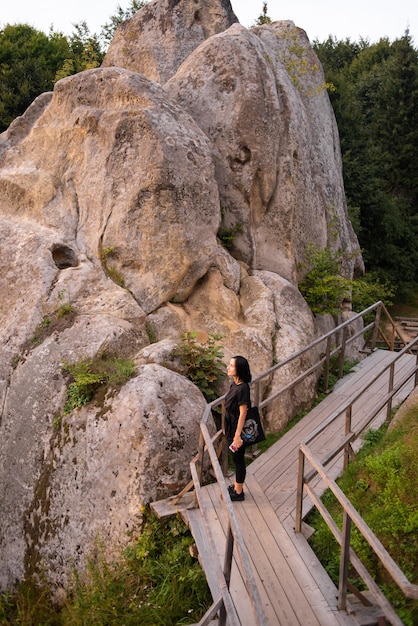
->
[233,404,248,448]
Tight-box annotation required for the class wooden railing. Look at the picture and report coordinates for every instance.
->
[187,301,414,626]
[295,336,418,626]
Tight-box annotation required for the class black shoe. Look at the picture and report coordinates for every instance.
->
[230,488,245,501]
[228,484,235,494]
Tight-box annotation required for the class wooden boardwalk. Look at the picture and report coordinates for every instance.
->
[155,349,417,625]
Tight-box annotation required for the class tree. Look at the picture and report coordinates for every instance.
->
[55,21,103,81]
[315,33,418,299]
[254,2,272,26]
[0,24,70,131]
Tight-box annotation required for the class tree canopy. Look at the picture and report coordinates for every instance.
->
[0,0,146,130]
[314,32,418,299]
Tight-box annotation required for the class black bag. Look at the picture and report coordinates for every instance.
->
[241,406,266,446]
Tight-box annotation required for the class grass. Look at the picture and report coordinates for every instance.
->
[388,290,418,319]
[0,509,211,626]
[306,404,418,625]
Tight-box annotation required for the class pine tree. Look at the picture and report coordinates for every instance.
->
[254,2,272,26]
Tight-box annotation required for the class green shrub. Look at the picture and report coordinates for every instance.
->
[299,245,352,315]
[351,272,395,312]
[217,223,243,249]
[299,245,395,316]
[171,332,225,402]
[62,352,137,414]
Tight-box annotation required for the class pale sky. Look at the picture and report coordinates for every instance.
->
[1,0,416,44]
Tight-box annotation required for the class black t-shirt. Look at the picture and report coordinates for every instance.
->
[224,381,251,440]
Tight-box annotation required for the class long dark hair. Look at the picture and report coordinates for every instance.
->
[233,355,252,383]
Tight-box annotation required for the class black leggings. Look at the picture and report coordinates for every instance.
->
[232,445,246,484]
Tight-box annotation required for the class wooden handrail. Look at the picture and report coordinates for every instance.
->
[188,301,415,625]
[295,333,418,624]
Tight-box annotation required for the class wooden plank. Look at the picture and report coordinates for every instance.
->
[282,514,359,626]
[244,474,341,625]
[202,483,262,626]
[186,507,222,601]
[233,478,319,625]
[150,491,195,518]
[188,483,243,626]
[253,352,416,521]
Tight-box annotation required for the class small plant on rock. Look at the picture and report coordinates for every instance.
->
[171,332,225,402]
[62,351,137,414]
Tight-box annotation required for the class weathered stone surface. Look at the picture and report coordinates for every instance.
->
[0,67,225,314]
[166,21,363,282]
[102,0,238,84]
[0,363,206,588]
[0,0,364,590]
[254,271,319,430]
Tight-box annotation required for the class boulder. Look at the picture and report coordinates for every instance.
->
[0,362,206,588]
[0,0,364,589]
[166,21,363,282]
[102,0,238,83]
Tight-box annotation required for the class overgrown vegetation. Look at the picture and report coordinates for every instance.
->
[298,245,352,315]
[0,508,211,625]
[171,331,225,403]
[307,407,418,625]
[30,290,76,347]
[99,245,126,287]
[298,244,395,315]
[62,351,136,414]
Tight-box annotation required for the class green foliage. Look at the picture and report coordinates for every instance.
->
[307,406,418,624]
[145,319,157,344]
[0,3,147,128]
[299,245,352,315]
[314,33,418,300]
[217,223,243,249]
[0,577,60,626]
[99,244,126,287]
[254,1,272,26]
[299,244,394,315]
[0,24,70,131]
[55,22,103,80]
[351,272,395,312]
[0,509,211,625]
[171,332,225,402]
[62,352,136,414]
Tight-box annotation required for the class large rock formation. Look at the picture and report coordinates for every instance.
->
[0,0,363,589]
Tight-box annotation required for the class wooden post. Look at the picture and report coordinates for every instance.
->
[415,351,418,388]
[344,405,352,470]
[295,448,305,533]
[323,336,332,391]
[220,524,234,626]
[371,303,382,351]
[196,431,206,489]
[338,511,352,611]
[386,362,395,424]
[221,402,228,476]
[338,327,348,379]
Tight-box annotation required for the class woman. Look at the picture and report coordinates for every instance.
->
[224,355,252,502]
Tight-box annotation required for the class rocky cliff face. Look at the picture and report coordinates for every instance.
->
[0,0,362,589]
